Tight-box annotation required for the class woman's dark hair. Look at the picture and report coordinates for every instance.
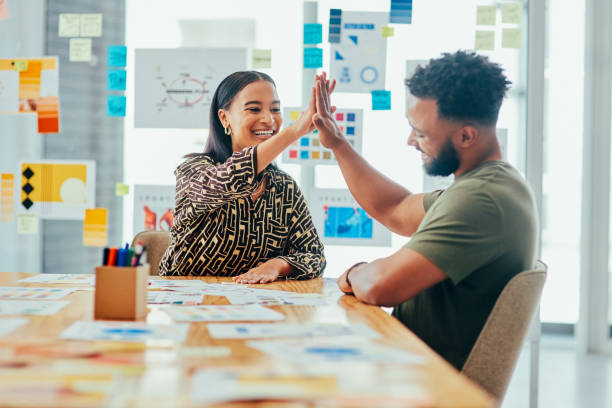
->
[405,50,511,126]
[186,71,276,163]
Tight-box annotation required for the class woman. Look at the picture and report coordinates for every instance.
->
[159,71,332,283]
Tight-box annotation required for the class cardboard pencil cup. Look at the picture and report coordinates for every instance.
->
[94,264,149,320]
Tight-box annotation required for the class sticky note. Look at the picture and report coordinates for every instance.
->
[476,5,496,25]
[371,90,391,110]
[107,69,126,91]
[0,0,8,20]
[80,13,103,37]
[475,31,495,51]
[501,2,522,24]
[300,137,310,147]
[17,213,38,234]
[304,23,323,44]
[390,0,413,24]
[290,110,300,120]
[58,13,80,37]
[107,95,126,117]
[83,208,108,247]
[502,28,522,49]
[69,38,92,62]
[304,47,323,68]
[252,49,272,69]
[13,60,28,72]
[381,26,394,37]
[115,183,129,196]
[108,45,127,67]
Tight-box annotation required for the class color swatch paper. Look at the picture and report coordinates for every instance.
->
[390,0,413,24]
[476,5,496,25]
[58,13,80,37]
[0,174,14,222]
[328,9,342,43]
[36,96,59,133]
[303,47,323,68]
[107,95,126,117]
[17,213,38,234]
[475,30,495,51]
[252,49,271,69]
[303,23,323,44]
[108,45,127,67]
[83,208,108,247]
[371,90,391,110]
[69,38,92,62]
[502,27,522,48]
[107,69,126,90]
[80,13,103,37]
[501,2,522,24]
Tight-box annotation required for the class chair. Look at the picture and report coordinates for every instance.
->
[461,261,547,405]
[131,231,171,276]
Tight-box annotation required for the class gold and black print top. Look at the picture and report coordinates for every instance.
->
[159,145,326,279]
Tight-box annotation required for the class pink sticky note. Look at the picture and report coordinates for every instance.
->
[0,0,8,20]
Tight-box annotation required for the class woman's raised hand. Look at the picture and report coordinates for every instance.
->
[312,72,344,150]
[291,74,337,137]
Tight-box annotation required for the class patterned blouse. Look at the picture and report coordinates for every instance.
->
[159,145,326,279]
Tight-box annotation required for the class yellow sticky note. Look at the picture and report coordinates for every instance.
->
[17,213,38,234]
[475,31,495,51]
[502,28,522,49]
[290,111,300,120]
[252,49,272,69]
[58,13,81,37]
[83,208,108,247]
[115,183,129,196]
[80,13,103,37]
[476,5,496,26]
[381,26,394,37]
[13,60,28,72]
[70,38,92,62]
[501,2,522,24]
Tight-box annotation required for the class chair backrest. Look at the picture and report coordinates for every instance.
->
[461,261,547,404]
[131,231,171,276]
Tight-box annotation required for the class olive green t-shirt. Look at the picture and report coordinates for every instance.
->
[393,160,538,370]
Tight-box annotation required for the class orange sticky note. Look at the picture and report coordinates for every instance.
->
[83,208,108,247]
[1,174,15,223]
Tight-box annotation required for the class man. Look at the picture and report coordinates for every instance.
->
[312,51,538,370]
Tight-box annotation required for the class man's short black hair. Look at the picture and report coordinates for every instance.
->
[405,50,511,126]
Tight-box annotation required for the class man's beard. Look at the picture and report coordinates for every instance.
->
[424,138,460,176]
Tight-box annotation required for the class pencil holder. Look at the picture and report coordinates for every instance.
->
[94,264,149,321]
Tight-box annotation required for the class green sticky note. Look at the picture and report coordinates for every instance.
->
[475,31,495,51]
[252,49,272,69]
[501,28,522,49]
[501,2,522,24]
[476,5,496,26]
[115,183,129,196]
[13,60,28,72]
[381,26,394,37]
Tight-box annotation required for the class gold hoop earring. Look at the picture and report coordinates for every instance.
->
[224,126,231,136]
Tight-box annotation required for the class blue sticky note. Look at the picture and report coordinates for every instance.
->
[107,95,126,117]
[304,48,323,69]
[346,127,355,135]
[371,90,391,110]
[304,23,322,44]
[300,150,309,159]
[108,45,127,67]
[346,113,355,122]
[300,137,310,146]
[390,0,413,24]
[107,69,126,91]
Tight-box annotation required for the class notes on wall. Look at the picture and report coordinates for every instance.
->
[83,208,108,247]
[474,2,522,50]
[329,11,388,93]
[19,160,96,220]
[389,0,413,24]
[132,185,175,235]
[0,174,14,223]
[0,57,60,133]
[371,90,391,110]
[252,49,272,69]
[17,213,38,235]
[309,189,391,247]
[134,48,247,128]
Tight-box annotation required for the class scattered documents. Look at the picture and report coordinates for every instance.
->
[0,300,70,315]
[147,290,203,305]
[207,323,380,339]
[18,273,94,285]
[61,320,189,342]
[163,305,284,322]
[0,318,28,338]
[0,287,76,300]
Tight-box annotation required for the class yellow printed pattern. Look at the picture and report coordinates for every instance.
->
[83,208,108,247]
[1,174,14,222]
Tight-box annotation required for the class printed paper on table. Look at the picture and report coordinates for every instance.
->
[0,300,70,315]
[163,305,284,322]
[61,320,190,342]
[0,287,76,301]
[134,48,247,128]
[19,160,95,220]
[309,188,391,247]
[330,11,388,93]
[19,273,94,285]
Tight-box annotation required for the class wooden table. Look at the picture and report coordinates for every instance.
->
[0,272,493,407]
